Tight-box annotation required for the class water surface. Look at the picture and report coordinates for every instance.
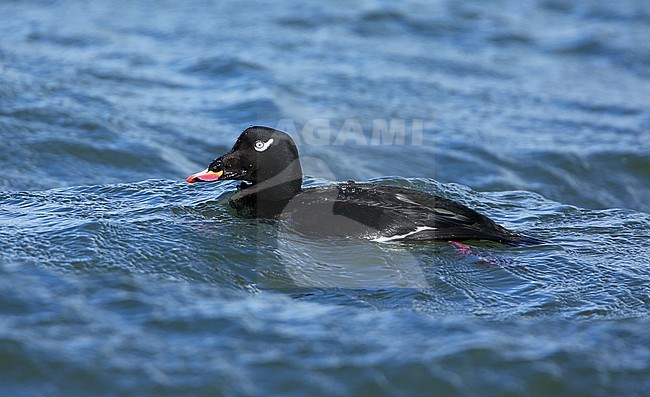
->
[1,1,649,396]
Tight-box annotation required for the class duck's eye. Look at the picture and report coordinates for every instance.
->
[253,138,274,152]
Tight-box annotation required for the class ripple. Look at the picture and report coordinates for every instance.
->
[180,55,266,78]
[1,1,649,394]
[26,31,110,48]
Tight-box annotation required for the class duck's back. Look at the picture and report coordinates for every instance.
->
[277,182,539,245]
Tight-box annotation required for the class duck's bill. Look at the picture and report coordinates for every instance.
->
[186,169,224,183]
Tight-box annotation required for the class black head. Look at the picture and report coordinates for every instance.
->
[187,126,303,191]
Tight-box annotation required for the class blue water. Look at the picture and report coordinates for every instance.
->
[1,1,649,395]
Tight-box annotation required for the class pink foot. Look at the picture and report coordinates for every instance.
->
[448,241,511,268]
[449,241,474,256]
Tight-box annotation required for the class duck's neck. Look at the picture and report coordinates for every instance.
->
[229,178,302,217]
[229,160,303,217]
[245,177,303,201]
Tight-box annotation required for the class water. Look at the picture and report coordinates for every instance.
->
[1,0,649,395]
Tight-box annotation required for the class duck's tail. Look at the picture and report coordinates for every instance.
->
[501,233,547,246]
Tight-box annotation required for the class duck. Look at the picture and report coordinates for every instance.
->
[187,126,543,245]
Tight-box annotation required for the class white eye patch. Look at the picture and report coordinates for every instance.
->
[253,138,274,152]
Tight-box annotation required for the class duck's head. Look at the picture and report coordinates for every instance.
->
[187,126,303,189]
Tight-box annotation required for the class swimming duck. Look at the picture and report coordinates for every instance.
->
[187,126,542,245]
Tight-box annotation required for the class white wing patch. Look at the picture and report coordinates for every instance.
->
[254,138,274,152]
[372,226,437,243]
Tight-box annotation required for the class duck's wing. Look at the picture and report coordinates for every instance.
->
[330,183,527,244]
